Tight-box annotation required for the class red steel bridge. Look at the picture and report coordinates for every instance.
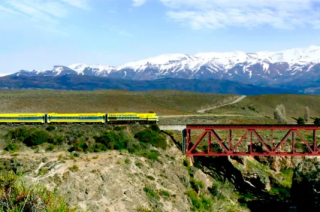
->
[182,125,320,156]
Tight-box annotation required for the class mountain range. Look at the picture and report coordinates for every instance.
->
[7,45,320,86]
[2,46,320,94]
[0,75,290,95]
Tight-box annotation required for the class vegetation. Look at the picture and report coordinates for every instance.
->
[2,124,166,163]
[134,125,167,149]
[184,190,213,212]
[314,118,320,126]
[0,90,235,115]
[0,171,76,211]
[68,165,79,172]
[6,127,55,147]
[297,117,306,125]
[4,143,18,152]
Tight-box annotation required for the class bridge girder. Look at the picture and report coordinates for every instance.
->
[185,125,320,157]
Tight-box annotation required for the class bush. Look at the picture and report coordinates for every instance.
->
[46,125,56,132]
[159,189,171,199]
[314,118,320,126]
[4,143,18,152]
[94,131,128,150]
[54,135,64,145]
[143,186,160,202]
[134,129,167,149]
[125,158,131,164]
[0,171,76,211]
[297,117,305,125]
[143,150,159,161]
[114,126,126,131]
[185,190,213,211]
[7,127,31,142]
[190,178,205,193]
[23,129,54,146]
[149,124,160,133]
[68,165,79,172]
[46,144,55,151]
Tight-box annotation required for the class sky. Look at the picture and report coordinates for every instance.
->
[1,0,320,75]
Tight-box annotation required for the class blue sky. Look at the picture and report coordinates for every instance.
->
[1,0,320,74]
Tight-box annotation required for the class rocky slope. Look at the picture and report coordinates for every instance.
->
[0,124,318,212]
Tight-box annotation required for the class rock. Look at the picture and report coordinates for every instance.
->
[101,174,108,181]
[291,159,320,211]
[193,169,213,190]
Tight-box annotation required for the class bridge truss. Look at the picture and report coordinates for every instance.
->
[183,125,320,156]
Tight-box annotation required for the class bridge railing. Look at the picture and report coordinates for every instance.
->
[185,125,320,157]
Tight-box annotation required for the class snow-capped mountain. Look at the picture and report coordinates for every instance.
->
[8,46,320,86]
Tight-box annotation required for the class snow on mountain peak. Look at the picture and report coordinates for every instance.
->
[68,63,89,73]
[8,45,320,82]
[118,54,195,71]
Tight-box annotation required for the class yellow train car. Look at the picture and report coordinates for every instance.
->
[0,113,46,123]
[47,113,106,123]
[107,113,158,124]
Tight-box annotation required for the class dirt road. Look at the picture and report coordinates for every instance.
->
[197,95,247,113]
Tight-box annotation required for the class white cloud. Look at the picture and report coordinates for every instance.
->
[3,0,89,22]
[60,0,90,10]
[0,4,18,14]
[132,0,148,7]
[159,0,320,29]
[0,0,90,34]
[7,1,58,23]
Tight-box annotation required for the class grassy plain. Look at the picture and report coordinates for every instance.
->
[0,90,237,115]
[212,94,320,124]
[1,90,320,125]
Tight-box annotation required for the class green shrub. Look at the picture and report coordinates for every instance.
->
[7,127,31,142]
[135,162,143,168]
[143,187,160,202]
[136,206,153,212]
[159,189,171,199]
[69,141,89,153]
[0,171,76,211]
[114,126,126,131]
[248,105,256,112]
[190,178,205,193]
[4,143,18,152]
[146,175,155,181]
[149,124,160,133]
[46,144,55,152]
[68,165,79,172]
[134,129,167,149]
[54,135,64,145]
[185,190,203,210]
[46,125,56,132]
[185,190,213,211]
[23,129,53,146]
[314,118,320,126]
[297,117,305,125]
[142,150,159,161]
[125,158,131,164]
[94,131,128,150]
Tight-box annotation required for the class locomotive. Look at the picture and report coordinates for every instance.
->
[0,112,158,124]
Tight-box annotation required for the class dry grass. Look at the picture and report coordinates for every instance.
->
[0,90,237,115]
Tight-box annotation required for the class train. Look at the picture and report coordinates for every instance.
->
[0,113,158,124]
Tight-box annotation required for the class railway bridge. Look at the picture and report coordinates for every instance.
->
[160,124,320,157]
